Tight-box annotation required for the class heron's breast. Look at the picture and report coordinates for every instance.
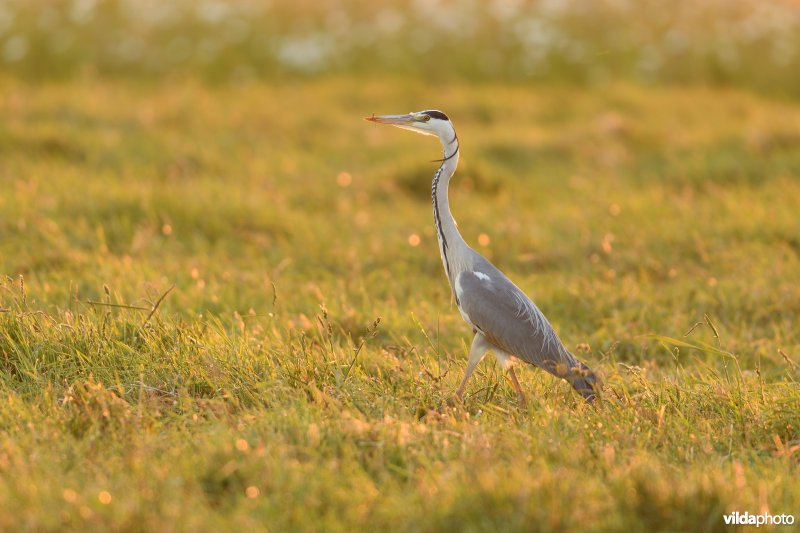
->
[453,275,473,326]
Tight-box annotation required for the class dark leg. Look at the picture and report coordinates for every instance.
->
[507,367,527,409]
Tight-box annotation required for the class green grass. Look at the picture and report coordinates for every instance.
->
[1,78,799,530]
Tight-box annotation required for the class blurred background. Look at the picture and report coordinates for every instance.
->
[1,0,799,97]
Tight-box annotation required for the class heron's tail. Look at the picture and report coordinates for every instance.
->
[565,360,602,402]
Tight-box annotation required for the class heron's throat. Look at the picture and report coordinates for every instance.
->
[431,131,466,291]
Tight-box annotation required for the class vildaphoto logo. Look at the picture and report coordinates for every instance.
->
[723,511,795,527]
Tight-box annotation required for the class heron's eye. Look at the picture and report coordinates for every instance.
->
[421,115,431,122]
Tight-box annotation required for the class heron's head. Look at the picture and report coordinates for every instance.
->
[365,110,453,139]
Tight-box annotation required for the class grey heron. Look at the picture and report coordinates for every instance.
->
[366,110,601,405]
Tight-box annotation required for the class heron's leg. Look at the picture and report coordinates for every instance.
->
[455,333,489,399]
[507,367,527,409]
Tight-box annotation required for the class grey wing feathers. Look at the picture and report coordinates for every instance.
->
[456,269,577,378]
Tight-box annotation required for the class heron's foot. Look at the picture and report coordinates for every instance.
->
[445,393,465,409]
[516,393,528,411]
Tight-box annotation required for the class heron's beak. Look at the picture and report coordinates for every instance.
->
[365,113,417,125]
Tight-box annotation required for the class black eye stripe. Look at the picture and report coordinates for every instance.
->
[422,110,449,121]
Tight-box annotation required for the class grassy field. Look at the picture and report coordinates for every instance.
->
[0,77,798,530]
[3,0,800,97]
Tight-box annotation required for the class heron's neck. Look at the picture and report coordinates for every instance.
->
[432,130,468,289]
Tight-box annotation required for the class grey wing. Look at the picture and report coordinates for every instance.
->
[456,268,577,377]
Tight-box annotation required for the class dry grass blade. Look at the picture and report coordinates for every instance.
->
[143,285,176,326]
